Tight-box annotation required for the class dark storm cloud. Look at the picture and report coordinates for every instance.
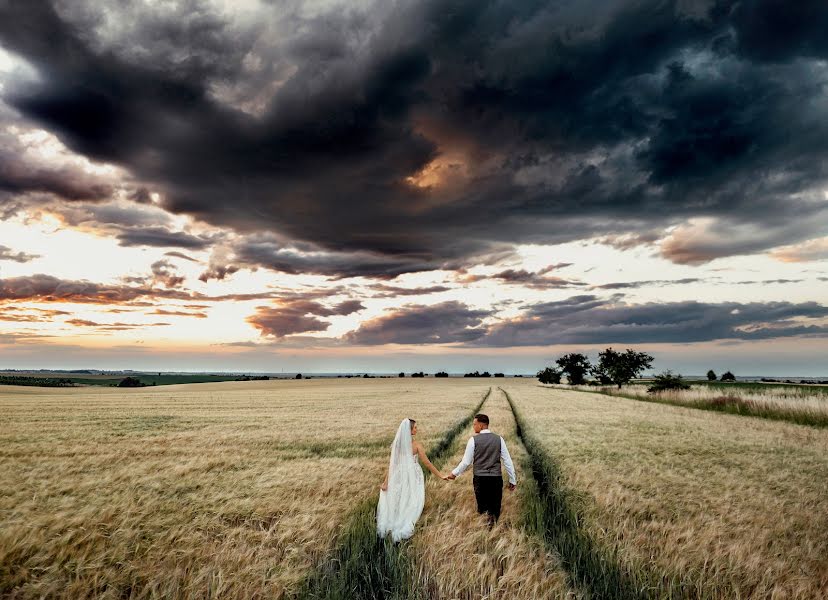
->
[2,0,828,271]
[344,301,491,345]
[0,245,40,263]
[478,295,828,346]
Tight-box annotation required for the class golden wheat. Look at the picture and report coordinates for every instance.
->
[561,382,828,425]
[409,386,581,599]
[508,380,828,598]
[0,378,488,599]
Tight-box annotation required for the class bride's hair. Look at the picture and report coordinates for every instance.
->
[408,419,416,431]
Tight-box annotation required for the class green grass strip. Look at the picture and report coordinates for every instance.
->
[502,388,701,600]
[298,387,492,600]
[557,385,828,428]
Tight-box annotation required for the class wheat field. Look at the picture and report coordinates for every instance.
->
[509,381,828,598]
[558,382,828,427]
[0,378,488,599]
[2,378,827,599]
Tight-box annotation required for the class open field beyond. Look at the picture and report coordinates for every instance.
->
[510,382,828,598]
[556,382,828,427]
[2,379,827,599]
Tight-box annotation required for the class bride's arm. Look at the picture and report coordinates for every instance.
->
[415,442,445,478]
[381,470,388,491]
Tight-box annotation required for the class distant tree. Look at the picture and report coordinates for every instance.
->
[118,376,144,388]
[494,373,505,378]
[434,371,449,378]
[589,362,613,385]
[706,369,717,381]
[647,370,691,393]
[720,371,736,382]
[555,353,592,385]
[481,371,491,378]
[593,347,654,389]
[398,372,405,377]
[536,367,562,385]
[411,371,425,378]
[295,373,303,379]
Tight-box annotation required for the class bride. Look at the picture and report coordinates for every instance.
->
[377,418,447,541]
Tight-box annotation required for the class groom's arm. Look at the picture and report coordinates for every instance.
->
[500,438,517,487]
[449,437,475,479]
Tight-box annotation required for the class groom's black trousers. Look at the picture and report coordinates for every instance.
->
[473,475,503,524]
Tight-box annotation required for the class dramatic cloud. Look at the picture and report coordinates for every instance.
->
[344,301,491,345]
[3,0,827,272]
[0,274,197,304]
[248,298,365,338]
[480,295,828,346]
[116,227,215,250]
[0,245,40,263]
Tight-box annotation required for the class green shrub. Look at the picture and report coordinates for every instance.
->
[647,371,690,393]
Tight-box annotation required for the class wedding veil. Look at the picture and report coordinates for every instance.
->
[387,418,413,492]
[377,418,419,540]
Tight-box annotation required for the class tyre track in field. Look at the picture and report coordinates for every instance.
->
[297,387,492,600]
[407,386,583,599]
[501,387,700,600]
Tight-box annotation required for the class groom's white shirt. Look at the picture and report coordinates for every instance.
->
[451,429,517,485]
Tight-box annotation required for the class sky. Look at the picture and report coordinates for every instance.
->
[0,0,827,375]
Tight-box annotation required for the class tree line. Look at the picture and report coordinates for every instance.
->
[537,349,738,391]
[536,348,654,388]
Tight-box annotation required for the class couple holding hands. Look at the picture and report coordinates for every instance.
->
[377,414,517,542]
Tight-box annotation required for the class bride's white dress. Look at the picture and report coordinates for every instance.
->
[376,418,425,541]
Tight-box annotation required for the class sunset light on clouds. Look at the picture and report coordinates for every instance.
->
[1,1,827,374]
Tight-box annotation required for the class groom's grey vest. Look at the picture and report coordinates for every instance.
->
[473,432,502,477]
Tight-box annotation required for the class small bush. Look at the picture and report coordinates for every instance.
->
[647,371,690,393]
[536,367,562,385]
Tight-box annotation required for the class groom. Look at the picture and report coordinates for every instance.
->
[447,413,516,525]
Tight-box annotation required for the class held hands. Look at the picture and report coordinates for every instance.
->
[508,483,516,492]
